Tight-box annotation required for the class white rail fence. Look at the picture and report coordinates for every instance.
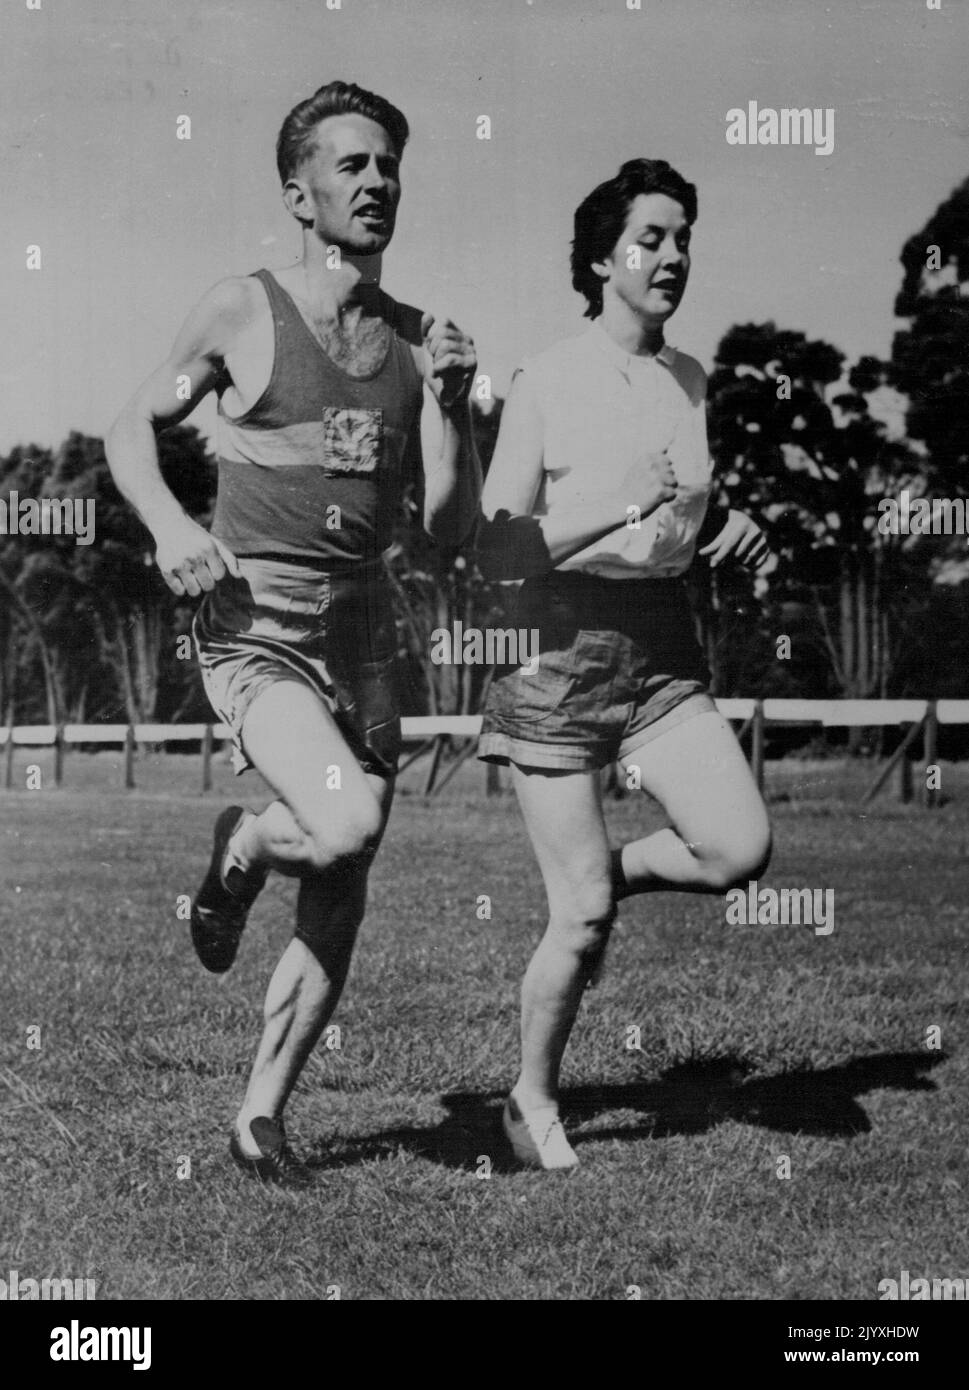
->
[2,700,967,804]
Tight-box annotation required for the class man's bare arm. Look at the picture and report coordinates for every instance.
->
[416,312,482,547]
[105,278,255,595]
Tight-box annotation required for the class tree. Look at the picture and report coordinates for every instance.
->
[891,174,969,597]
[59,426,216,722]
[892,174,969,489]
[704,324,925,713]
[0,427,216,726]
[0,445,60,723]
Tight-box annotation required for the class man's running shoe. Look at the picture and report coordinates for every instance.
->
[190,806,267,974]
[502,1096,579,1171]
[229,1116,300,1182]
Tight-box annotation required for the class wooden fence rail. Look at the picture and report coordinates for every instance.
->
[1,701,967,801]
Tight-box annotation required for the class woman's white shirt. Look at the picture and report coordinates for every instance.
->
[517,319,714,579]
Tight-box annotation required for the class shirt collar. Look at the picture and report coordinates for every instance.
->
[589,318,677,373]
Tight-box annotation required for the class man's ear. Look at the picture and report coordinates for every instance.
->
[282,177,313,226]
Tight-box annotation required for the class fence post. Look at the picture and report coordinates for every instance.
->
[124,725,135,789]
[201,723,213,793]
[751,698,765,793]
[422,735,446,795]
[54,723,64,788]
[923,699,939,809]
[431,737,478,796]
[898,741,913,804]
[862,715,927,805]
[3,720,13,790]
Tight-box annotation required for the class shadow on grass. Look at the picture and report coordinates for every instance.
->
[566,1050,947,1141]
[302,1049,947,1174]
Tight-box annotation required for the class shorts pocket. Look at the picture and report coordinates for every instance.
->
[278,573,332,645]
[484,644,577,725]
[569,631,619,683]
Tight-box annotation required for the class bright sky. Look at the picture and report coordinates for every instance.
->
[2,0,967,453]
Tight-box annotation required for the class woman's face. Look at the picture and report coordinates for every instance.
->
[595,192,692,324]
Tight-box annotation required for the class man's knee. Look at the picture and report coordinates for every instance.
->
[302,800,383,874]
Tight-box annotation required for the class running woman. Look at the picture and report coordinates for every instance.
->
[477,159,771,1170]
[106,82,480,1178]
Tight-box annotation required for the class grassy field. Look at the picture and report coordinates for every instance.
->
[1,753,967,1301]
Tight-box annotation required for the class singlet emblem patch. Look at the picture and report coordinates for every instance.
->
[321,407,383,474]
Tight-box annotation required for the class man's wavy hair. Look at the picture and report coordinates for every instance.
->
[276,81,409,184]
[570,159,698,318]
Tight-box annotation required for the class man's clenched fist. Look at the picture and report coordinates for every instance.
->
[421,312,476,410]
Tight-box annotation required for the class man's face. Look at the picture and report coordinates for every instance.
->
[596,192,692,324]
[290,113,402,253]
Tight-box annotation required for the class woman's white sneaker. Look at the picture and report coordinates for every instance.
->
[502,1096,579,1170]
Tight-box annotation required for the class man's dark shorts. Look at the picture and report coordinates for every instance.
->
[193,556,401,779]
[478,570,715,772]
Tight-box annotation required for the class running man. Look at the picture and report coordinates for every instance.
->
[106,82,481,1177]
[477,159,771,1170]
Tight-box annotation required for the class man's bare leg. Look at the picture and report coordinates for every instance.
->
[226,684,391,879]
[225,680,394,1155]
[235,808,389,1140]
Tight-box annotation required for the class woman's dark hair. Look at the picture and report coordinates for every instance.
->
[276,81,409,184]
[570,158,698,318]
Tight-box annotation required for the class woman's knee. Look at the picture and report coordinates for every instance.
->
[700,824,773,890]
[547,879,617,954]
